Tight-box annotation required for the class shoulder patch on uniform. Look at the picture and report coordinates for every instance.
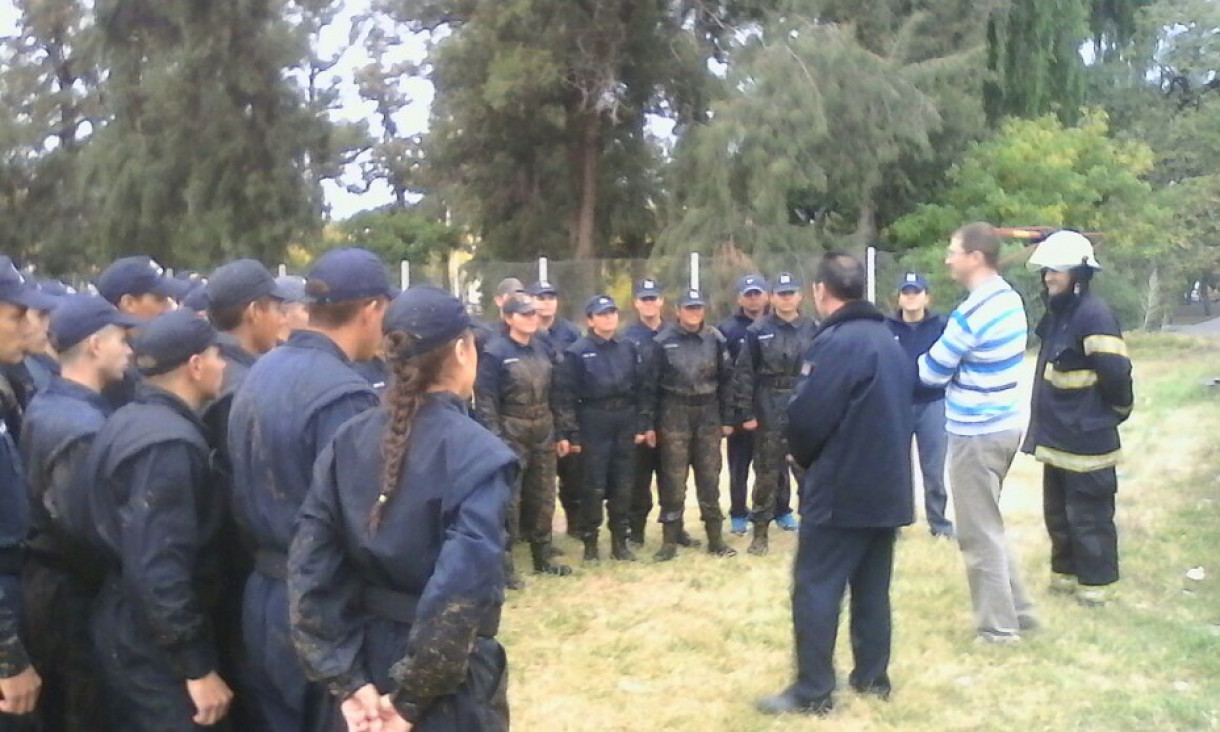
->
[758,333,775,341]
[663,342,680,349]
[581,352,597,359]
[502,357,519,364]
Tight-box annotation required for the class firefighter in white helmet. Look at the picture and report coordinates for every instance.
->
[1022,230,1133,607]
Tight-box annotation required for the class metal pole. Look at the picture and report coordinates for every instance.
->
[539,256,549,284]
[400,260,410,290]
[866,246,877,304]
[278,263,287,277]
[690,252,700,291]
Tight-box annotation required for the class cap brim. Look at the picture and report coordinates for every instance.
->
[898,285,926,293]
[773,288,800,295]
[741,287,765,296]
[110,313,147,329]
[5,287,61,312]
[150,277,194,300]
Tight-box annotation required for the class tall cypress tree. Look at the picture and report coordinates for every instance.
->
[984,0,1091,125]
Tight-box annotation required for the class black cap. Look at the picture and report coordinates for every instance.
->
[772,272,801,294]
[0,258,60,311]
[502,293,538,316]
[528,281,558,297]
[633,278,662,298]
[206,259,288,311]
[678,289,706,308]
[495,278,526,298]
[305,248,394,303]
[585,294,617,316]
[383,285,473,359]
[132,309,219,376]
[96,256,192,304]
[49,294,143,352]
[182,284,211,313]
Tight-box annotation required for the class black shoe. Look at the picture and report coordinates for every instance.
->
[676,529,702,549]
[849,677,891,701]
[755,690,832,717]
[546,544,565,558]
[582,534,600,563]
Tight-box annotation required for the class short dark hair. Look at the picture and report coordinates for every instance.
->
[309,297,379,329]
[954,222,1002,268]
[208,297,276,332]
[813,252,865,301]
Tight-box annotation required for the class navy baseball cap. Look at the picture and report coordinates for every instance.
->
[772,272,801,294]
[305,248,394,303]
[49,294,143,352]
[383,285,473,358]
[96,256,193,304]
[585,295,618,316]
[181,284,211,313]
[737,274,767,296]
[528,281,558,297]
[633,278,662,298]
[37,279,77,301]
[897,272,929,293]
[275,275,307,304]
[496,278,526,298]
[502,293,538,316]
[207,259,289,311]
[678,289,706,308]
[0,258,60,311]
[132,309,219,376]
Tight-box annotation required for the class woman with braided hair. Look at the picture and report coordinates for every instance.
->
[289,286,519,732]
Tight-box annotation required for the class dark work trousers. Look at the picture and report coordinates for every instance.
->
[749,400,798,524]
[0,577,41,732]
[556,453,584,536]
[578,406,637,537]
[790,524,897,705]
[21,560,107,732]
[657,399,724,525]
[913,399,952,534]
[726,431,753,519]
[630,443,661,529]
[501,412,558,546]
[1043,464,1119,586]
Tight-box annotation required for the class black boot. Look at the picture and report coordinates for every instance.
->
[610,531,637,561]
[627,518,646,548]
[531,542,572,576]
[505,551,525,590]
[582,532,600,563]
[676,518,702,548]
[546,543,565,559]
[706,521,737,557]
[654,522,679,561]
[747,521,769,556]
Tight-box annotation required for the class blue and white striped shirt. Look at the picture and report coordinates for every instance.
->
[918,275,1028,436]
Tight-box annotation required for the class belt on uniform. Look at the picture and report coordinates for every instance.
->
[661,392,716,406]
[760,375,798,390]
[0,546,24,576]
[579,397,633,411]
[501,405,551,419]
[254,549,288,581]
[361,585,500,637]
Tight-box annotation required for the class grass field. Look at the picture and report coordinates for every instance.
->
[501,334,1220,731]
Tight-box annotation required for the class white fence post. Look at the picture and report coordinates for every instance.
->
[866,246,877,304]
[400,260,410,290]
[690,252,700,291]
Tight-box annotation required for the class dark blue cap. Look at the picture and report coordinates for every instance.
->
[678,289,706,308]
[772,272,802,294]
[49,294,143,352]
[275,275,307,304]
[182,284,211,313]
[383,285,473,359]
[502,293,537,316]
[132,309,219,376]
[96,256,193,304]
[585,294,617,316]
[737,274,767,296]
[528,281,558,297]
[305,248,394,303]
[897,272,929,292]
[207,259,288,311]
[0,257,60,311]
[37,279,77,300]
[633,278,662,298]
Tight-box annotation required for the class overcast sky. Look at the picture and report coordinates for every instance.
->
[0,1,433,220]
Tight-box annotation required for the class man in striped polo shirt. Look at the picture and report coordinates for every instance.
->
[918,222,1037,644]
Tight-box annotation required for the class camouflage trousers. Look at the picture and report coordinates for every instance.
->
[750,405,804,524]
[501,414,557,545]
[656,399,724,525]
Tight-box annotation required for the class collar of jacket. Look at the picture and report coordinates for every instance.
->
[285,329,353,365]
[216,332,258,368]
[134,382,208,431]
[45,375,113,416]
[889,308,940,326]
[589,332,617,345]
[818,300,885,332]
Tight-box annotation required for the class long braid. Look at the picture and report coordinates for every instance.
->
[368,331,454,531]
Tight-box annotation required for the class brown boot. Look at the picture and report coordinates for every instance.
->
[747,522,769,556]
[706,521,737,557]
[531,542,572,576]
[654,522,680,561]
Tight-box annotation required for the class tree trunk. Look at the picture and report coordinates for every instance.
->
[1141,265,1160,332]
[853,191,877,249]
[572,111,600,261]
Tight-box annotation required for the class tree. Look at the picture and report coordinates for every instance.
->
[984,0,1091,124]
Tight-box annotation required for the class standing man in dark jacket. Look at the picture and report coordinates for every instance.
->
[20,295,138,732]
[757,253,914,718]
[717,274,768,536]
[643,289,737,561]
[228,248,391,732]
[1023,231,1133,607]
[886,272,955,539]
[622,278,671,548]
[476,294,571,583]
[83,310,233,730]
[554,295,647,562]
[732,273,816,555]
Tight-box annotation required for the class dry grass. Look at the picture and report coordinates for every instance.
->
[501,336,1220,731]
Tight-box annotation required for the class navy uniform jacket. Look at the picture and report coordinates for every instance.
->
[229,330,380,557]
[289,393,517,712]
[787,301,915,528]
[553,334,646,445]
[84,385,222,679]
[641,323,733,429]
[20,377,112,580]
[622,320,663,348]
[201,333,258,466]
[537,318,581,360]
[716,308,759,363]
[474,334,554,438]
[0,410,30,678]
[731,312,817,428]
[1023,291,1133,471]
[886,311,949,404]
[352,357,390,395]
[23,353,59,395]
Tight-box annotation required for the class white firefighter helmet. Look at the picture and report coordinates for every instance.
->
[1027,230,1103,272]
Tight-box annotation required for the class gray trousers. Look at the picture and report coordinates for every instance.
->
[947,430,1035,637]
